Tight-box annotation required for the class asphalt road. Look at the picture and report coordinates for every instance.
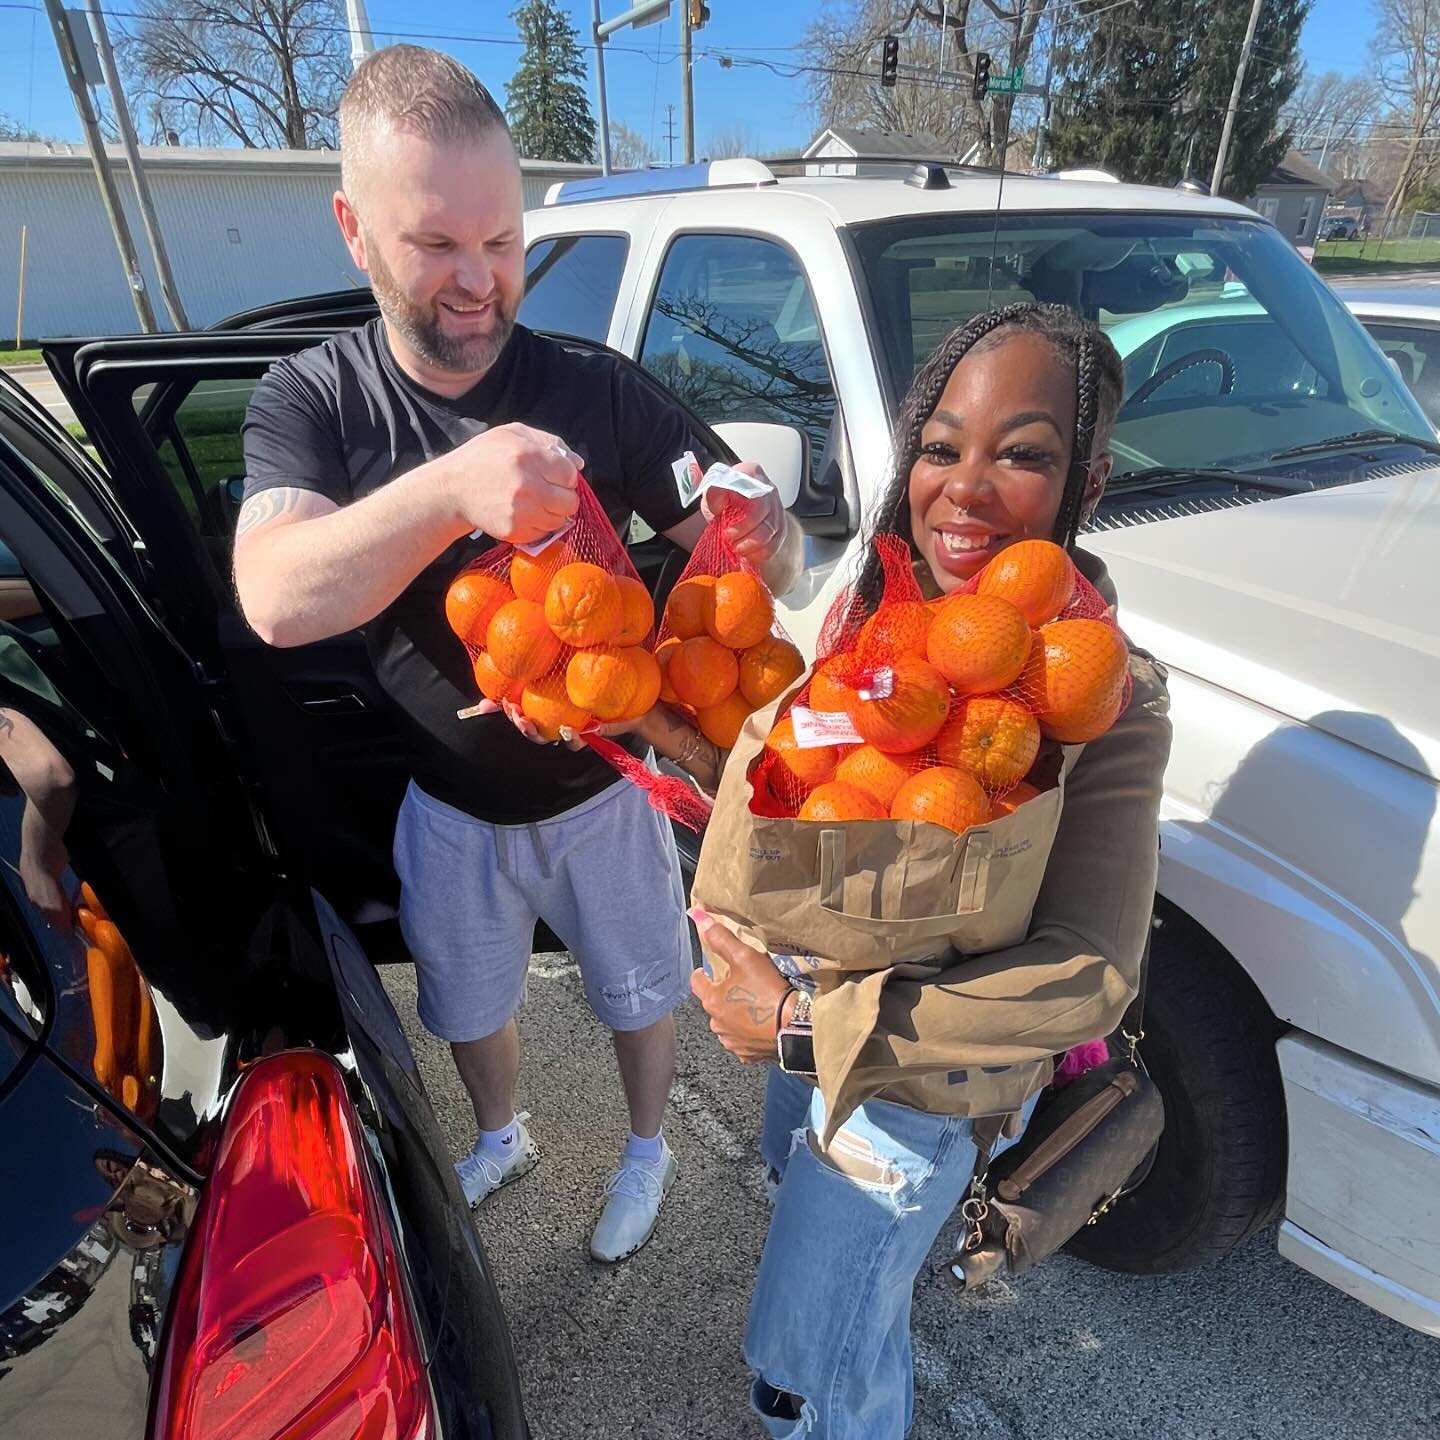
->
[382,953,1439,1440]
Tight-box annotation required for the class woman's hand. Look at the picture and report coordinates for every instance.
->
[688,908,796,1064]
[700,463,786,566]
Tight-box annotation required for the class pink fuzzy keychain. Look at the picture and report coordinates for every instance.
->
[1053,1039,1111,1088]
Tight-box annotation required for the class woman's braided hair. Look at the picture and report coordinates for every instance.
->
[855,302,1124,612]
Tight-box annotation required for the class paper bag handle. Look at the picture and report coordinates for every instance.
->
[816,827,992,933]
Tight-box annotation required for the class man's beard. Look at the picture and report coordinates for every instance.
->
[367,239,515,376]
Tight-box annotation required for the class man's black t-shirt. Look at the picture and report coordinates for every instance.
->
[241,320,710,824]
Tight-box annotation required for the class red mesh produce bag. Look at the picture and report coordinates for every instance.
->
[750,535,1132,824]
[443,476,707,828]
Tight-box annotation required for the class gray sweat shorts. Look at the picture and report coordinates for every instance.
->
[394,771,691,1042]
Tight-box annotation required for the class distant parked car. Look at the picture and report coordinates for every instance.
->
[1322,216,1359,241]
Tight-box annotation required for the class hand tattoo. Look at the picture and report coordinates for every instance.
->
[725,984,773,1027]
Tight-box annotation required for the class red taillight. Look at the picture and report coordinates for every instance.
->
[151,1052,433,1440]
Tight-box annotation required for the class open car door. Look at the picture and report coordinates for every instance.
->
[42,305,734,945]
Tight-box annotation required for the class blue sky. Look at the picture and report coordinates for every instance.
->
[0,0,1373,159]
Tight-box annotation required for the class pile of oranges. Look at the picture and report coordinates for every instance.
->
[757,540,1130,833]
[656,570,804,750]
[446,537,663,741]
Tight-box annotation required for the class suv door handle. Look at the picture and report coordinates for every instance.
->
[287,686,369,715]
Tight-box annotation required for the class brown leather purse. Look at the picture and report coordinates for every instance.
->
[948,934,1164,1289]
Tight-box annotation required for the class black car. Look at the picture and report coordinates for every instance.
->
[0,292,729,1436]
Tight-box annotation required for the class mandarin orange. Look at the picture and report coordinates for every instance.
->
[473,651,524,704]
[663,574,717,639]
[487,599,563,681]
[1022,618,1130,743]
[889,766,990,834]
[847,654,951,754]
[935,695,1041,790]
[614,575,656,646]
[445,571,513,647]
[667,636,739,709]
[520,675,592,741]
[738,635,806,708]
[763,714,838,796]
[655,636,683,704]
[976,539,1076,626]
[566,646,643,720]
[834,745,925,809]
[510,537,577,602]
[696,691,756,749]
[544,563,624,648]
[856,601,935,663]
[708,570,774,649]
[798,781,888,822]
[990,780,1042,820]
[926,593,1033,695]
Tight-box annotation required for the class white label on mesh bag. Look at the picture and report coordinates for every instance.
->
[513,513,578,556]
[790,706,862,748]
[673,451,705,506]
[699,463,773,504]
[856,666,895,702]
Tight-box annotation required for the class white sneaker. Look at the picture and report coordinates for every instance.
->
[590,1140,677,1263]
[455,1112,540,1208]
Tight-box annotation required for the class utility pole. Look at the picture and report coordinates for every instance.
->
[664,105,677,165]
[1317,116,1337,171]
[591,3,673,177]
[1210,0,1264,196]
[681,0,695,164]
[42,0,157,332]
[1032,48,1053,171]
[83,0,189,329]
[344,0,376,70]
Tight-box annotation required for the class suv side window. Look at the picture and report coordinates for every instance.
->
[637,233,837,478]
[520,234,629,343]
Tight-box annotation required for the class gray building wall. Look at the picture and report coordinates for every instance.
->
[1249,184,1328,248]
[1,144,597,338]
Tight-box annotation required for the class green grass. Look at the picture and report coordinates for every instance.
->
[1313,236,1440,275]
[0,345,43,368]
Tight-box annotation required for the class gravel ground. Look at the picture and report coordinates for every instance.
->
[382,953,1439,1440]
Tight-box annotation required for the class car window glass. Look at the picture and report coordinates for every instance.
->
[520,234,629,343]
[637,233,837,480]
[1360,321,1440,428]
[850,212,1430,480]
[126,375,258,579]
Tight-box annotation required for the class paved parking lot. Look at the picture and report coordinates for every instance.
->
[383,953,1438,1440]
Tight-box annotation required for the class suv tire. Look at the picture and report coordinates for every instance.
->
[1065,905,1288,1272]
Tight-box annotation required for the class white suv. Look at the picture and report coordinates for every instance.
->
[521,158,1440,1336]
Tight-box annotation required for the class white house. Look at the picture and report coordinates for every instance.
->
[799,126,959,177]
[1,141,599,337]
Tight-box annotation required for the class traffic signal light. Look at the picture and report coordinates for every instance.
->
[880,35,899,88]
[689,0,710,28]
[973,51,990,101]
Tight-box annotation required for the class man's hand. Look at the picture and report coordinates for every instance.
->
[688,908,795,1064]
[444,423,583,546]
[700,463,788,565]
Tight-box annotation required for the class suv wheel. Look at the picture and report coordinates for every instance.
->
[1065,905,1288,1272]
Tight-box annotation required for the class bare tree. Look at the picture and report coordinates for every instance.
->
[803,0,1050,165]
[117,0,349,149]
[702,123,763,159]
[1289,71,1381,155]
[609,121,658,170]
[1373,0,1440,228]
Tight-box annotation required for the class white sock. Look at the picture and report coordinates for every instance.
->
[479,1116,520,1156]
[624,1128,665,1164]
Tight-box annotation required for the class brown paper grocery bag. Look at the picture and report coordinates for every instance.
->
[691,674,1069,977]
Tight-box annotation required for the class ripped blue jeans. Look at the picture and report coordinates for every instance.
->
[745,1069,1032,1439]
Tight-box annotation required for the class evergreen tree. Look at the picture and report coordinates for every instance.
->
[1049,0,1309,198]
[506,0,596,163]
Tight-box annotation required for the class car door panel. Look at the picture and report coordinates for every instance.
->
[44,326,738,935]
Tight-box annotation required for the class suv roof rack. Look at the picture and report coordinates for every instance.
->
[545,157,776,206]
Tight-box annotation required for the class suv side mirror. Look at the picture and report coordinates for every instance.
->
[712,421,806,507]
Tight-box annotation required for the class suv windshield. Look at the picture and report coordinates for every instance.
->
[850,212,1432,479]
